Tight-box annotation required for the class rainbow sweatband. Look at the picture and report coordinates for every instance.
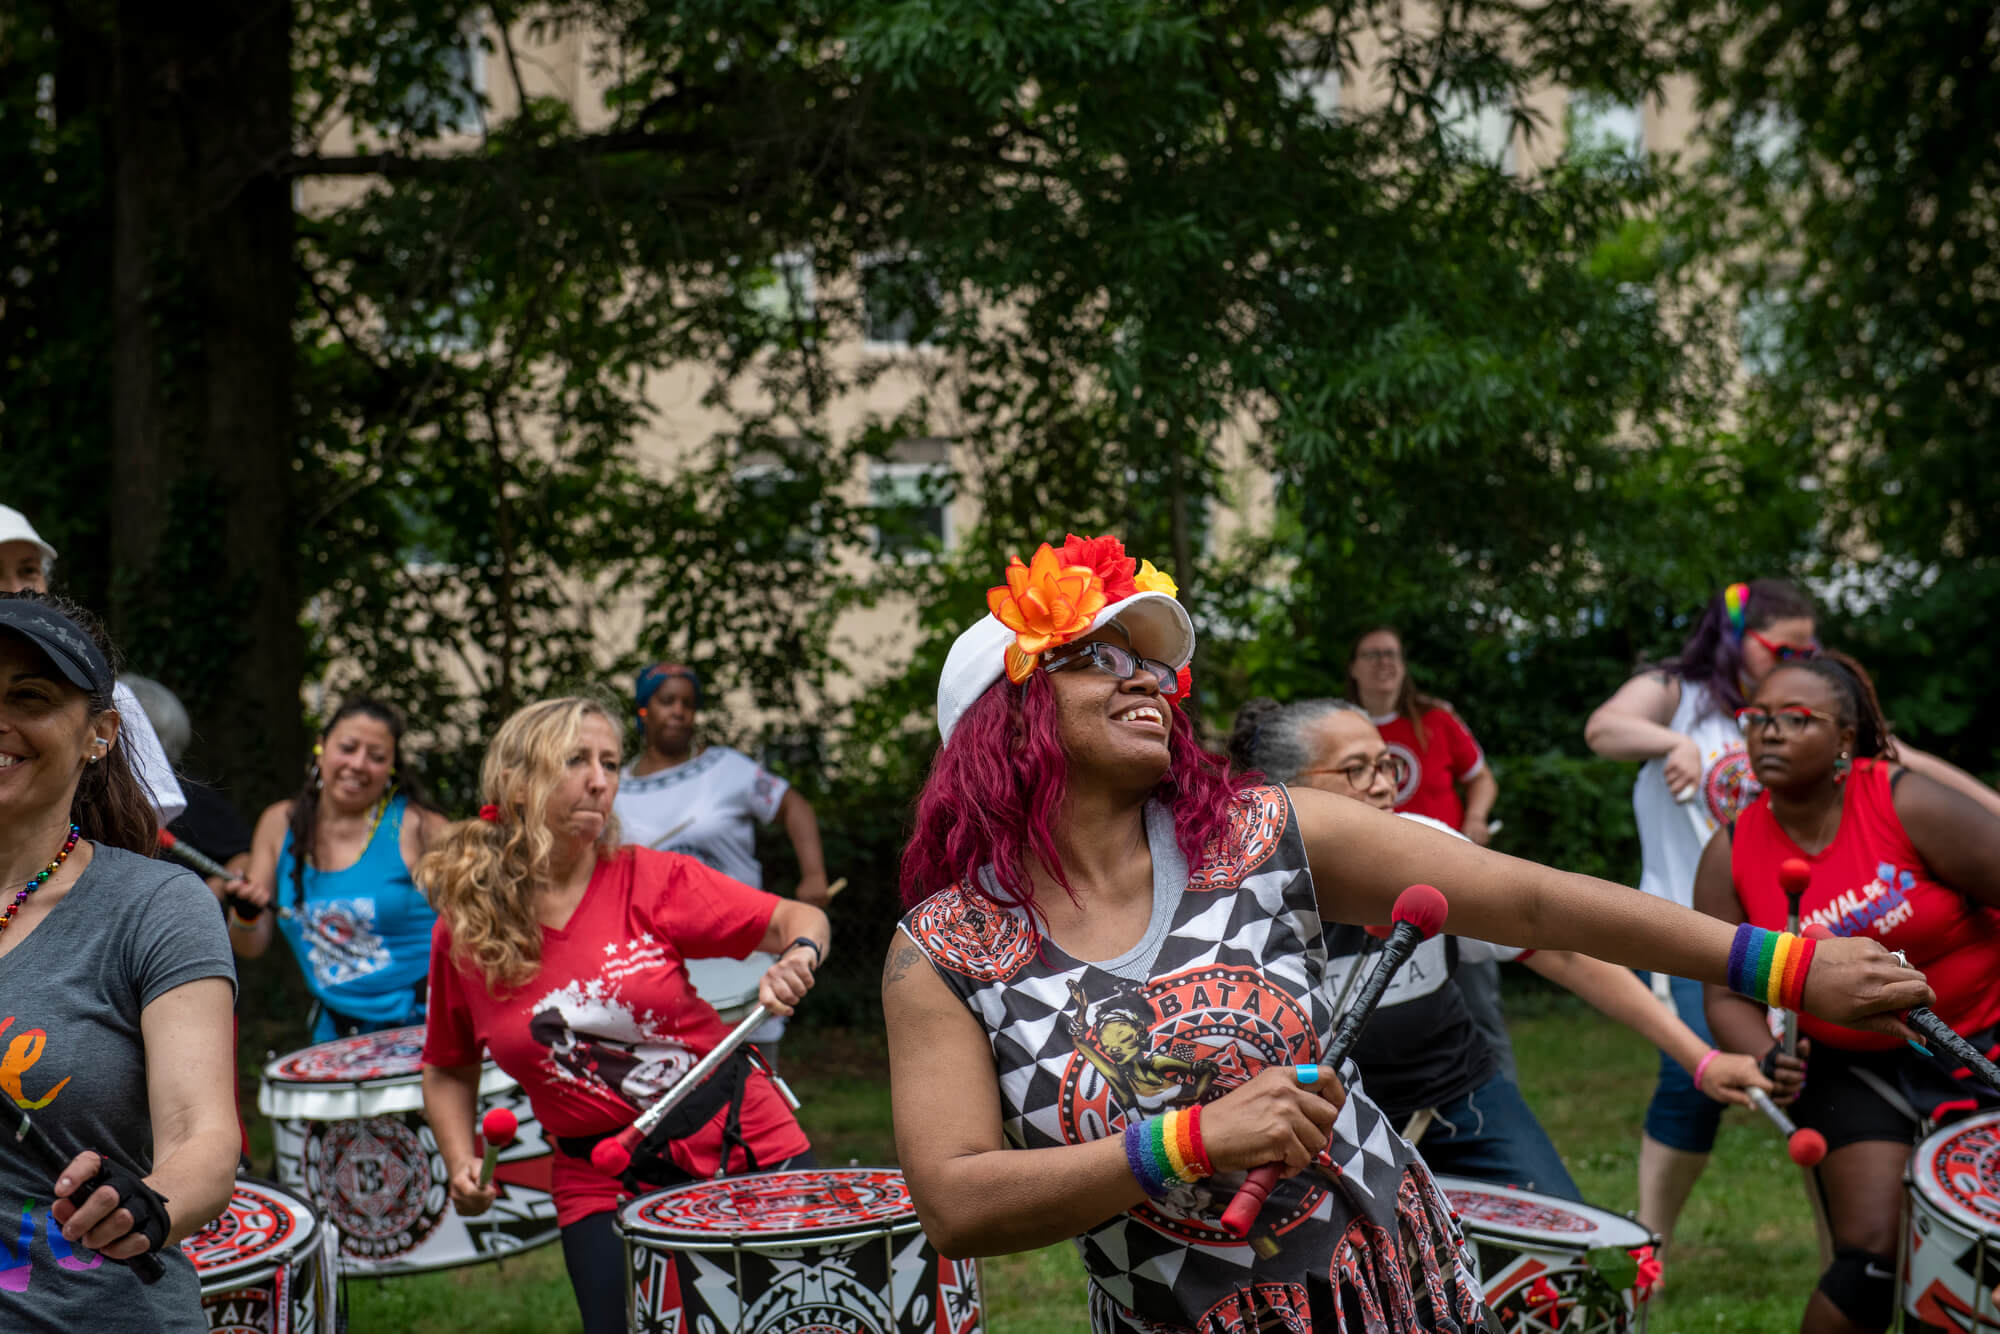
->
[1723,582,1750,641]
[1124,1109,1211,1198]
[1728,923,1816,1011]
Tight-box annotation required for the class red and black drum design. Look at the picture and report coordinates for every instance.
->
[1438,1178,1657,1334]
[617,1168,984,1334]
[258,1025,559,1276]
[1905,1108,2000,1331]
[186,1178,337,1334]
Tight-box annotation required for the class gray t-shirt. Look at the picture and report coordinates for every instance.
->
[0,843,235,1331]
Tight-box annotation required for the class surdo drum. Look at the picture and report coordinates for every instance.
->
[1904,1109,2000,1331]
[258,1025,559,1275]
[186,1178,338,1334]
[1437,1178,1656,1333]
[618,1167,984,1334]
[687,953,774,1024]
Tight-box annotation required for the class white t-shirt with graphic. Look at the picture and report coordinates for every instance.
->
[614,746,789,889]
[1633,678,1763,911]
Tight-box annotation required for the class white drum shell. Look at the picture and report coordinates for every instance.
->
[1903,1109,2000,1328]
[1437,1177,1654,1334]
[258,1031,561,1277]
[190,1179,339,1334]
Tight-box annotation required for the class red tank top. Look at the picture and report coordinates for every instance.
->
[1731,758,2000,1052]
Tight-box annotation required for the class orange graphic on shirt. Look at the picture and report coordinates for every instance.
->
[0,1018,69,1109]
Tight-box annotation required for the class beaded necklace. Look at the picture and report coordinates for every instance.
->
[2,823,80,937]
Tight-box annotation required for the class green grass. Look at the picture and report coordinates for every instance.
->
[254,993,1819,1332]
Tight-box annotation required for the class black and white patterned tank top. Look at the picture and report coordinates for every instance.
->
[898,785,1485,1334]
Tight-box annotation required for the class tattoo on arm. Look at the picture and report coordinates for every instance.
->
[882,941,924,991]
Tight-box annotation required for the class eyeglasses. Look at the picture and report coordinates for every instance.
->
[1301,754,1410,788]
[1747,629,1820,663]
[1734,706,1840,737]
[1354,649,1402,664]
[1040,641,1181,696]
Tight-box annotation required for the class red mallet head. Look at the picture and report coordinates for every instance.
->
[1788,1127,1828,1167]
[591,1134,635,1177]
[1780,858,1812,898]
[481,1106,518,1149]
[1803,923,1835,942]
[1391,884,1449,941]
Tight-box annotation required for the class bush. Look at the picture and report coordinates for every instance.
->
[1484,751,1643,886]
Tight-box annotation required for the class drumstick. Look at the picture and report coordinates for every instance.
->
[591,1004,770,1177]
[1220,884,1449,1242]
[477,1107,518,1188]
[1675,783,1698,804]
[0,1093,165,1282]
[1799,923,2000,1096]
[1746,1087,1827,1166]
[1780,858,1810,1055]
[824,877,847,901]
[646,818,695,850]
[157,830,263,920]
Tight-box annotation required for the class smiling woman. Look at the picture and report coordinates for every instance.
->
[234,696,449,1042]
[0,593,238,1332]
[884,536,1935,1334]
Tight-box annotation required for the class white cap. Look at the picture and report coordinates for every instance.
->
[937,590,1195,741]
[0,507,55,563]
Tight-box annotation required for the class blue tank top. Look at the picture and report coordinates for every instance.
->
[275,794,437,1032]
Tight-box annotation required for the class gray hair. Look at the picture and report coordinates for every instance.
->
[1228,697,1368,782]
[121,674,191,765]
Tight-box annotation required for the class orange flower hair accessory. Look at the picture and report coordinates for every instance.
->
[988,544,1109,682]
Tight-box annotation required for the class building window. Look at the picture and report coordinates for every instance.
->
[1738,288,1789,380]
[1281,65,1341,123]
[746,251,816,325]
[402,33,485,137]
[733,455,820,560]
[861,257,940,350]
[1567,93,1644,160]
[869,442,952,559]
[1438,88,1515,173]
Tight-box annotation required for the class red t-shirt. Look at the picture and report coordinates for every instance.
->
[1373,707,1486,828]
[1731,759,2000,1052]
[423,846,811,1225]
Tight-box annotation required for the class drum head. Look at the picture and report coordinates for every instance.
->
[259,1025,516,1120]
[686,953,771,1014]
[261,1026,429,1087]
[619,1168,916,1244]
[1911,1108,2000,1236]
[187,1178,318,1282]
[1436,1177,1654,1251]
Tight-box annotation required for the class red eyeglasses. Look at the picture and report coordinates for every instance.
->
[1747,629,1820,662]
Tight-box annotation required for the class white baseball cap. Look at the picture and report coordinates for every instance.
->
[937,589,1195,741]
[0,506,55,563]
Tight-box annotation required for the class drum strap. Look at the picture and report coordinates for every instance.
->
[1851,1065,1921,1125]
[554,1049,760,1191]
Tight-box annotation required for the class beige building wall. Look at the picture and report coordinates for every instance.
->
[299,13,1713,740]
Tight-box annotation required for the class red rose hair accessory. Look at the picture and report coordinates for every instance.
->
[478,804,502,823]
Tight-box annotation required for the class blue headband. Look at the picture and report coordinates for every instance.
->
[635,662,701,714]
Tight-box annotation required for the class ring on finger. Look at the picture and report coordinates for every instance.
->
[1295,1064,1321,1086]
[1892,950,1911,969]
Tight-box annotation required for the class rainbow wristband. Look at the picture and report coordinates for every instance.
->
[1123,1120,1167,1197]
[1124,1110,1211,1199]
[1728,923,1815,1010]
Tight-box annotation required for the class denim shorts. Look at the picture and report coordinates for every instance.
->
[1641,973,1727,1153]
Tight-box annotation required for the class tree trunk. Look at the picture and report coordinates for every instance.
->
[109,0,301,805]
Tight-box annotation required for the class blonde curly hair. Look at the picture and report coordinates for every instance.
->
[416,696,623,991]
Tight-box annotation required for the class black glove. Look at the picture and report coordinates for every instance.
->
[65,1159,171,1263]
[1759,1044,1785,1081]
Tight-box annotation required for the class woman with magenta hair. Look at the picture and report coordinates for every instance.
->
[884,536,1932,1334]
